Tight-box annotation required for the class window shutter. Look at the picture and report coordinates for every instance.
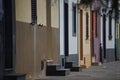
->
[86,12,89,40]
[95,12,98,37]
[80,10,83,60]
[31,0,37,24]
[108,14,112,40]
[72,4,76,37]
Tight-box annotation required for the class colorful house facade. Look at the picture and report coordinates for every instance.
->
[78,5,92,68]
[59,0,79,66]
[0,0,59,80]
[1,0,120,80]
[100,0,116,62]
[15,0,59,79]
[116,23,120,60]
[91,0,101,64]
[116,0,120,60]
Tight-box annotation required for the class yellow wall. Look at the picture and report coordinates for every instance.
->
[15,0,59,80]
[15,0,31,23]
[16,22,34,80]
[37,0,46,25]
[37,0,58,28]
[79,6,91,68]
[51,0,58,28]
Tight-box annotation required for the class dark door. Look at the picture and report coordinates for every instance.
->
[80,10,83,60]
[91,11,94,63]
[4,0,15,71]
[64,2,69,57]
[103,14,106,61]
[0,20,4,80]
[0,0,4,79]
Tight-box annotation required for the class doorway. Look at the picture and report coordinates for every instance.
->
[64,2,69,57]
[4,0,15,71]
[103,14,106,61]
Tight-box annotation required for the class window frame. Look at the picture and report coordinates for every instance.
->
[72,3,77,37]
[86,12,89,40]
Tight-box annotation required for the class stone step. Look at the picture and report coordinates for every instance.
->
[65,62,82,72]
[4,73,26,80]
[46,69,70,76]
[70,67,82,72]
[46,64,61,71]
[46,63,70,76]
[57,69,70,76]
[65,62,73,68]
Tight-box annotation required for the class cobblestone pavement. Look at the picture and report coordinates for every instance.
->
[37,61,120,80]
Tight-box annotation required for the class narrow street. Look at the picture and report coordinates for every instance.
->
[38,61,120,80]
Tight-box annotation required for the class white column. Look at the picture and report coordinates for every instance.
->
[60,0,64,55]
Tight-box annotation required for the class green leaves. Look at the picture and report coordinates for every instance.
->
[80,0,119,21]
[80,0,92,7]
[111,0,119,21]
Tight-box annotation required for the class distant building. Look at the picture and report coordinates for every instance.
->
[100,0,116,62]
[116,0,120,60]
[59,0,79,67]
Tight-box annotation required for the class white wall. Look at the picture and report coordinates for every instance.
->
[100,7,115,49]
[60,0,64,55]
[60,0,78,55]
[68,0,77,54]
[106,16,115,48]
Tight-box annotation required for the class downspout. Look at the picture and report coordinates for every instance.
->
[46,0,52,60]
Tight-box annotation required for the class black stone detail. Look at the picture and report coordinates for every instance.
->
[106,49,115,62]
[65,62,82,72]
[59,54,79,66]
[4,73,26,80]
[100,48,116,63]
[46,63,70,76]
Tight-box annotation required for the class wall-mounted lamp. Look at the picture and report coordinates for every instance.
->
[30,22,35,26]
[38,24,46,27]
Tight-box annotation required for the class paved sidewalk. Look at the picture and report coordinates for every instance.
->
[37,61,120,80]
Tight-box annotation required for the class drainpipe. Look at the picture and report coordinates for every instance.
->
[33,23,37,80]
[31,0,37,79]
[46,0,52,60]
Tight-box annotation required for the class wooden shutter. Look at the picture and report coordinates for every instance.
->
[86,12,89,40]
[108,14,112,40]
[31,0,37,24]
[80,10,83,60]
[95,12,98,37]
[72,4,76,36]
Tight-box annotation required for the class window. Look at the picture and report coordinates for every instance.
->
[95,12,98,37]
[108,13,112,40]
[31,0,37,24]
[72,4,76,37]
[86,12,89,40]
[80,9,83,60]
